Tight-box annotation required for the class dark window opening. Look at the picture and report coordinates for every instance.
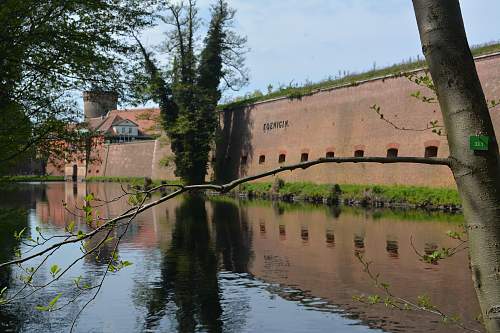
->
[387,148,398,158]
[301,227,309,241]
[278,154,286,163]
[259,221,266,234]
[241,155,248,165]
[300,153,309,162]
[425,146,438,158]
[354,235,365,249]
[259,155,266,164]
[325,151,335,158]
[354,150,364,157]
[326,230,335,246]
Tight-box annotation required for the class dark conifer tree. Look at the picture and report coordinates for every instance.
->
[136,0,248,184]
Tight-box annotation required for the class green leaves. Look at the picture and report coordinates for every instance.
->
[417,295,435,310]
[446,230,464,241]
[77,230,86,240]
[35,293,62,312]
[50,265,61,278]
[487,99,500,109]
[84,194,94,202]
[66,221,75,234]
[107,252,133,273]
[13,227,26,240]
[128,192,145,206]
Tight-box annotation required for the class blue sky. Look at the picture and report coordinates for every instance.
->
[139,0,500,102]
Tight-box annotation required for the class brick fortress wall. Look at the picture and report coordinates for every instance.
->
[216,53,500,188]
[52,53,500,187]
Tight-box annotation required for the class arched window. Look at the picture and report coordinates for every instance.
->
[259,155,266,164]
[425,146,438,158]
[278,154,286,163]
[325,151,335,158]
[300,153,309,162]
[354,150,364,157]
[387,148,398,158]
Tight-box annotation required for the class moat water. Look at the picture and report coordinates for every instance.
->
[0,182,482,333]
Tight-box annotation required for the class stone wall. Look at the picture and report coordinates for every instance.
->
[61,139,177,180]
[54,53,500,187]
[216,53,500,188]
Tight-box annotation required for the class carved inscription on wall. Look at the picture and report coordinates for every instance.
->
[263,120,289,132]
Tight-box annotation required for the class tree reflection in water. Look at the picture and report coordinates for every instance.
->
[139,195,221,332]
[140,196,254,332]
[0,204,30,331]
[212,200,253,273]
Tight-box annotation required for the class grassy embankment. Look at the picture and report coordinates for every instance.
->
[86,176,182,187]
[1,175,65,182]
[86,176,460,207]
[210,195,464,223]
[239,181,461,208]
[219,42,500,111]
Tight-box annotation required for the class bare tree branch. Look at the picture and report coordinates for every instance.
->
[0,155,451,269]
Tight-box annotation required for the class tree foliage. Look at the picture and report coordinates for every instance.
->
[0,0,155,173]
[135,0,248,184]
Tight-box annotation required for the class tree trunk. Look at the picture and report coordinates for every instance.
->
[412,1,500,331]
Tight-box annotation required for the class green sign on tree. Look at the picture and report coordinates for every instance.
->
[469,135,490,151]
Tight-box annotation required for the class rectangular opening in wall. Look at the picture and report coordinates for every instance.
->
[387,148,398,158]
[259,155,266,164]
[300,153,309,162]
[354,150,364,157]
[241,155,248,165]
[278,154,286,163]
[326,151,335,158]
[425,146,438,158]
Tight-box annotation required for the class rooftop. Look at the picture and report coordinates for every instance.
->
[86,108,161,137]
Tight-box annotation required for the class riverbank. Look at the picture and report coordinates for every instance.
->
[78,176,462,211]
[236,180,461,211]
[86,176,183,187]
[1,175,65,182]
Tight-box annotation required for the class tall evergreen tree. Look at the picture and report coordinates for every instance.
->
[136,0,247,185]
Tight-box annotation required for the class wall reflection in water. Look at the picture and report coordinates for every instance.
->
[9,183,480,333]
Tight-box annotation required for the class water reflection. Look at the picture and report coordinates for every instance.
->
[386,239,399,259]
[0,183,483,333]
[212,200,253,273]
[0,186,31,333]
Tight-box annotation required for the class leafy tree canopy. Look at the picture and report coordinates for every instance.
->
[0,0,156,173]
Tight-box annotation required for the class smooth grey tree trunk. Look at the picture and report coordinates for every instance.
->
[412,1,500,332]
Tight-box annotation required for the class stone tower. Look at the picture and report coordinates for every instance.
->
[83,91,118,120]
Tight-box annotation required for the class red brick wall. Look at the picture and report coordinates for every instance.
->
[216,53,500,187]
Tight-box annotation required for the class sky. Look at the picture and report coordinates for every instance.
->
[137,0,500,103]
